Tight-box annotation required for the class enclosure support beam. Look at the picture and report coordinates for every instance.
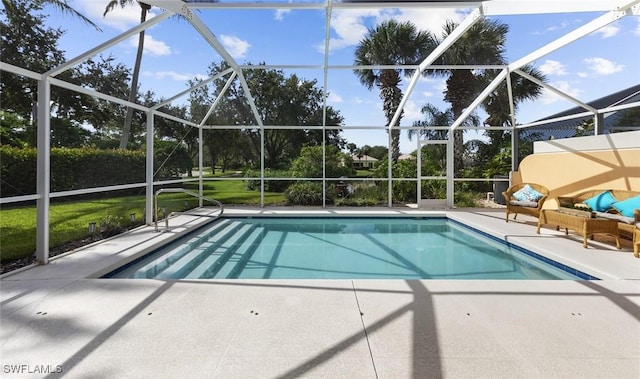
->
[35,78,51,264]
[446,136,454,208]
[146,111,155,225]
[595,113,605,135]
[199,127,204,207]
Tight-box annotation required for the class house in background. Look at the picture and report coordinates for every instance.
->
[351,154,378,169]
[521,84,640,140]
[398,154,415,161]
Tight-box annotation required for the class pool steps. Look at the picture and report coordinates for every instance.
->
[154,221,248,279]
[133,219,235,278]
[132,219,275,279]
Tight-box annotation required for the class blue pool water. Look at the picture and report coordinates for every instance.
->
[107,217,590,280]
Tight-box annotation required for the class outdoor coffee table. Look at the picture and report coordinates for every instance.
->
[537,209,621,249]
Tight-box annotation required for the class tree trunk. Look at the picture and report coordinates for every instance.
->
[379,70,403,163]
[445,70,476,176]
[119,5,148,149]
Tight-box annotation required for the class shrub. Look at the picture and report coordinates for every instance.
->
[243,168,291,192]
[290,145,355,178]
[454,191,479,208]
[100,214,124,238]
[0,146,147,196]
[334,182,385,206]
[285,182,325,205]
[373,159,417,203]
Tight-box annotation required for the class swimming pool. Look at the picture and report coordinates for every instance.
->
[106,217,593,280]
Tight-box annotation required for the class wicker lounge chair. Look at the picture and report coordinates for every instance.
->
[502,183,549,222]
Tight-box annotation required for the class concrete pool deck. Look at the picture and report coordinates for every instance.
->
[1,208,639,378]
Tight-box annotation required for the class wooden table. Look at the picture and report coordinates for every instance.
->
[537,209,620,249]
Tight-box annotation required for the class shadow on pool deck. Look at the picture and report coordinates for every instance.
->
[1,208,639,378]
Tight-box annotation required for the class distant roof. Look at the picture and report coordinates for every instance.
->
[521,84,640,140]
[351,154,378,161]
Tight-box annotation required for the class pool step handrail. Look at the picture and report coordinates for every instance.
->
[154,188,224,232]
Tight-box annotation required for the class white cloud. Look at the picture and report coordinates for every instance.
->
[76,0,161,31]
[422,91,435,97]
[327,91,343,104]
[393,9,465,37]
[323,9,378,52]
[143,71,207,81]
[220,35,250,59]
[351,96,376,105]
[584,57,624,75]
[275,9,291,21]
[539,81,583,104]
[596,25,620,38]
[128,35,172,57]
[402,100,423,123]
[539,60,567,76]
[322,8,465,53]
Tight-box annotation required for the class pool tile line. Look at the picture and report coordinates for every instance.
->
[447,218,599,280]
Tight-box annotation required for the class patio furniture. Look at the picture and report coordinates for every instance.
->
[557,189,640,239]
[634,210,640,258]
[537,209,620,249]
[503,183,549,222]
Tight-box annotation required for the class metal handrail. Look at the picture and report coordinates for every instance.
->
[154,188,224,232]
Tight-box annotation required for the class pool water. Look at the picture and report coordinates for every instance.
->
[107,217,584,280]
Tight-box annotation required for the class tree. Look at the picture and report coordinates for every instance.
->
[0,111,28,147]
[1,0,100,30]
[354,20,437,163]
[195,62,345,169]
[346,143,357,156]
[431,19,545,176]
[290,145,355,179]
[1,0,67,120]
[430,19,509,176]
[103,0,152,149]
[480,65,545,153]
[409,104,479,176]
[73,55,131,146]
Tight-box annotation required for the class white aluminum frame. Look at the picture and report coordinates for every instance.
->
[0,0,638,263]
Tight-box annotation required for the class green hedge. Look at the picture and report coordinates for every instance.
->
[0,146,145,197]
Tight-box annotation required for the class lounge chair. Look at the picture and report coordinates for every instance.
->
[502,183,549,222]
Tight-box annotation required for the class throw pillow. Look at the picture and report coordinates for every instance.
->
[512,184,544,202]
[583,190,617,212]
[612,195,640,218]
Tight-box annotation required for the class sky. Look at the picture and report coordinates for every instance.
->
[37,0,640,154]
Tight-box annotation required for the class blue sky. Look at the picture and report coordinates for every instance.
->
[41,1,640,153]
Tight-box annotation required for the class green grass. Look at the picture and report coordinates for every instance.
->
[0,179,285,262]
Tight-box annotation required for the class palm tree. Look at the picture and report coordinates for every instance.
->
[104,0,152,149]
[409,103,480,176]
[2,0,101,30]
[428,19,511,176]
[480,64,545,153]
[354,19,437,163]
[429,19,547,177]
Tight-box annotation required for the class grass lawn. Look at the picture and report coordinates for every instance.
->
[0,179,285,262]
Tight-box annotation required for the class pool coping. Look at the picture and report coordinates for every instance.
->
[2,207,638,378]
[2,207,637,282]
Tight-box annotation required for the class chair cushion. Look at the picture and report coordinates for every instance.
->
[584,190,617,212]
[512,184,544,202]
[594,211,634,224]
[612,195,640,218]
[509,200,538,208]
